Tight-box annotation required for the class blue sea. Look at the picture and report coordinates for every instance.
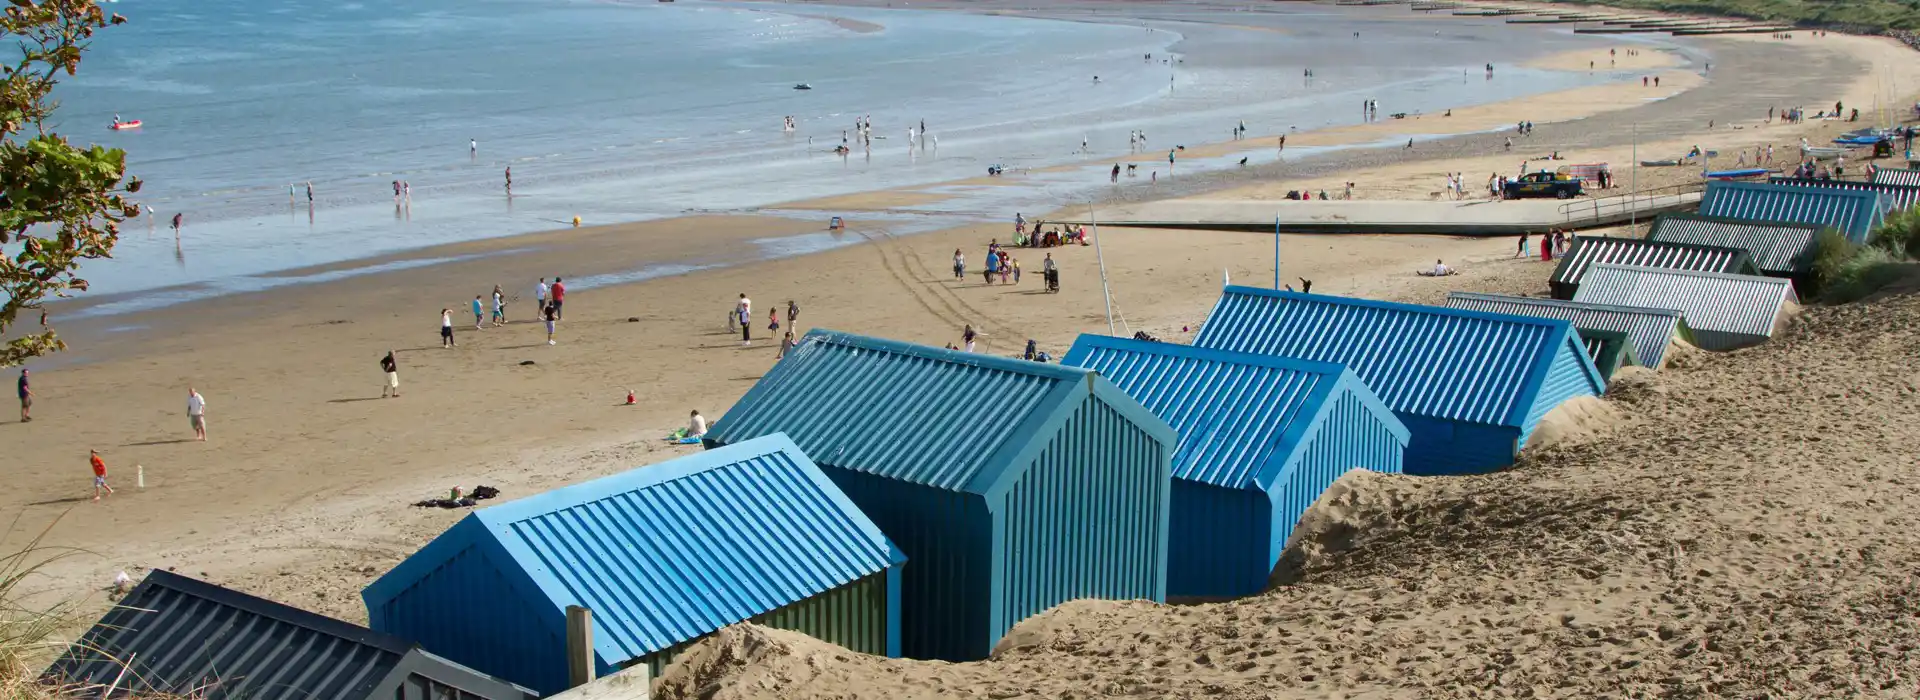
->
[57,0,1690,301]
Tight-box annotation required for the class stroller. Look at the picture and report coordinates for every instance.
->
[1044,268,1060,293]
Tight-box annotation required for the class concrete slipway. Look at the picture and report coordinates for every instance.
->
[1057,193,1702,235]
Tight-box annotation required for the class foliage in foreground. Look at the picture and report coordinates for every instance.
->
[1811,226,1911,304]
[1,0,141,368]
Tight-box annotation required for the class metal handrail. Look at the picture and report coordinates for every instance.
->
[1557,181,1708,225]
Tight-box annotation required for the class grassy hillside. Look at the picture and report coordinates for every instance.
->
[1534,0,1920,30]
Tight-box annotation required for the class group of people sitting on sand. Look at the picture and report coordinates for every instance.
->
[1014,221,1088,248]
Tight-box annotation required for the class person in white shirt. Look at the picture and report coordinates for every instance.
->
[440,308,456,348]
[534,278,549,320]
[1431,259,1451,276]
[688,410,708,438]
[187,387,207,441]
[737,294,752,346]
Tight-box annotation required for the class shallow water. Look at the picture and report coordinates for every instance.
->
[60,0,1684,300]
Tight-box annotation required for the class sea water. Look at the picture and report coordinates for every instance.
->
[57,0,1687,301]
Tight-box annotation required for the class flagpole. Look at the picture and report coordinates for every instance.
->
[1274,215,1281,289]
[1089,203,1116,336]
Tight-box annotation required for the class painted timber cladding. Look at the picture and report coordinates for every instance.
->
[1645,213,1821,276]
[1872,167,1920,187]
[363,435,905,694]
[1061,336,1408,597]
[704,330,1176,661]
[1445,292,1689,369]
[1576,328,1640,382]
[1572,264,1799,351]
[45,570,533,700]
[1547,236,1755,299]
[1697,181,1884,244]
[1193,288,1602,475]
[1769,177,1920,212]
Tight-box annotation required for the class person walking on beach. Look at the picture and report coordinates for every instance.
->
[1517,232,1530,258]
[170,213,183,239]
[984,248,999,285]
[962,324,977,353]
[534,278,549,321]
[544,305,558,345]
[1043,253,1058,293]
[1011,257,1022,284]
[491,285,507,327]
[786,300,799,329]
[305,181,314,205]
[1111,164,1121,183]
[186,387,207,441]
[768,308,781,338]
[17,368,31,423]
[381,350,400,398]
[737,293,752,347]
[549,278,565,320]
[90,450,114,502]
[471,295,485,330]
[441,308,456,348]
[777,330,796,360]
[953,249,966,279]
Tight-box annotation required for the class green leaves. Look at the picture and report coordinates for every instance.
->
[0,0,132,367]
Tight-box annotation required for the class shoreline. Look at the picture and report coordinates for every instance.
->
[10,0,1919,643]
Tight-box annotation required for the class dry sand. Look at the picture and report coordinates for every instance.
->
[657,267,1920,698]
[5,4,1919,695]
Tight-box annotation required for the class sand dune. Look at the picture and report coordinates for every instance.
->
[659,271,1920,697]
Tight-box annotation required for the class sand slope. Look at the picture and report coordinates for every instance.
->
[657,281,1920,697]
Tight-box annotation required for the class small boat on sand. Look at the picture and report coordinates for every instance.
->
[792,83,812,91]
[110,119,142,130]
[1801,146,1848,159]
[1704,168,1768,180]
[1640,159,1688,167]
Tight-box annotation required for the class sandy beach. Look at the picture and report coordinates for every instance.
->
[8,3,1920,694]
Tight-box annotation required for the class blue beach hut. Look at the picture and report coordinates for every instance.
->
[704,330,1176,661]
[1062,335,1408,598]
[362,434,905,695]
[1194,287,1604,476]
[1698,181,1884,244]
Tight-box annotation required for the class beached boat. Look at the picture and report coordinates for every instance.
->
[1704,168,1768,180]
[1640,159,1688,167]
[1801,146,1849,159]
[109,120,141,130]
[1833,135,1886,146]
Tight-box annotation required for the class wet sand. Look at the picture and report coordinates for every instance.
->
[6,0,1914,655]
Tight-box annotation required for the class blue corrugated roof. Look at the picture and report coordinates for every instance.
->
[1061,335,1407,491]
[707,330,1096,494]
[1193,288,1596,429]
[1699,181,1884,243]
[1768,177,1920,212]
[365,434,901,664]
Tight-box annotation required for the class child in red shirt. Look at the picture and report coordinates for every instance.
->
[90,450,114,502]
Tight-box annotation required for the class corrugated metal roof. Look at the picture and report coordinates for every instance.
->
[1061,335,1406,490]
[1193,287,1593,429]
[1549,236,1754,293]
[1445,292,1686,369]
[1872,167,1920,188]
[455,434,901,663]
[45,571,528,700]
[706,330,1093,493]
[1698,181,1884,243]
[1645,213,1821,275]
[1571,264,1798,339]
[1768,177,1920,212]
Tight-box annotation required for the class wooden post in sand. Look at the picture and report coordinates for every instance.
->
[566,605,595,688]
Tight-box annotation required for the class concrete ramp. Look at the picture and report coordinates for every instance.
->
[1066,192,1701,236]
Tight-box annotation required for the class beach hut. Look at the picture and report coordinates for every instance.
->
[1767,176,1920,212]
[1870,166,1920,188]
[703,330,1175,661]
[1698,181,1884,244]
[1572,264,1798,351]
[1061,335,1408,598]
[1575,328,1641,382]
[1446,292,1693,370]
[1645,212,1821,278]
[362,434,906,694]
[1194,288,1603,476]
[46,570,535,700]
[1548,236,1756,299]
